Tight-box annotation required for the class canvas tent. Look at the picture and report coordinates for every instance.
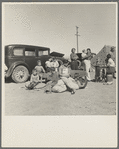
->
[91,45,116,67]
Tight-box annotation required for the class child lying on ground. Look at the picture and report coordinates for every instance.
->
[25,69,40,90]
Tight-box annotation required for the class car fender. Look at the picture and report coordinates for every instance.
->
[5,61,30,78]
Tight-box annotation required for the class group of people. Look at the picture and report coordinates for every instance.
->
[70,48,92,81]
[25,46,116,93]
[70,47,116,85]
[95,47,116,85]
[25,59,81,94]
[45,57,59,72]
[25,60,45,90]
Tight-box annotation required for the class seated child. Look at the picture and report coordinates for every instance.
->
[35,60,45,83]
[25,69,40,90]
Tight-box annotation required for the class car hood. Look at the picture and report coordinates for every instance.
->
[50,52,64,57]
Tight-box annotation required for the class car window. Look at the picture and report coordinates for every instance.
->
[38,50,48,56]
[13,48,24,56]
[25,48,35,56]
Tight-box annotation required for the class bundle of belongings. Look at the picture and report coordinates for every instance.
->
[44,63,80,94]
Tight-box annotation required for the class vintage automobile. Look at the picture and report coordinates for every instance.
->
[5,44,87,88]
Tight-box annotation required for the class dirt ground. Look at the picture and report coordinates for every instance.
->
[4,72,116,115]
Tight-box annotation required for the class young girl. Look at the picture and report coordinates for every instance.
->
[25,69,40,90]
[34,60,45,83]
[70,48,78,70]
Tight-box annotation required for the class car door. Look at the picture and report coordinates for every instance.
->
[24,47,38,71]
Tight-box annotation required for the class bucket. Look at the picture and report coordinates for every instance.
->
[107,74,113,82]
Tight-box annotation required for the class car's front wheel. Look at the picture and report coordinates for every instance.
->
[12,65,29,83]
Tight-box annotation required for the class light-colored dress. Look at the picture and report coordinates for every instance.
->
[82,52,91,81]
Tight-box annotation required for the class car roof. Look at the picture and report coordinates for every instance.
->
[5,44,50,50]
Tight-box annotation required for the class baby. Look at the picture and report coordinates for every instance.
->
[81,49,87,58]
[34,60,45,83]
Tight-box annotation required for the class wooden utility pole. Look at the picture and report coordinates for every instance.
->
[75,26,80,53]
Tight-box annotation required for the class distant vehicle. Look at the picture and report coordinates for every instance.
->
[5,44,68,83]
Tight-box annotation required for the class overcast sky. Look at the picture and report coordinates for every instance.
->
[3,3,117,58]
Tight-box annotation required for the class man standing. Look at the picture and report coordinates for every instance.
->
[82,48,92,81]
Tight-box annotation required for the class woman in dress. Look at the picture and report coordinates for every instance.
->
[70,48,78,70]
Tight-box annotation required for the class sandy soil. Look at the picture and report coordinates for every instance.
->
[4,72,116,115]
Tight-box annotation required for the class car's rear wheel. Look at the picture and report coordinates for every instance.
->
[12,65,29,83]
[78,76,88,88]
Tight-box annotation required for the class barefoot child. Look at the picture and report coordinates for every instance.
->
[35,60,45,83]
[25,69,40,90]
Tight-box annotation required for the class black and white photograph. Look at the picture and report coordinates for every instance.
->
[2,2,118,147]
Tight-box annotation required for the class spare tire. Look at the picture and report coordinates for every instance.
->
[77,60,82,69]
